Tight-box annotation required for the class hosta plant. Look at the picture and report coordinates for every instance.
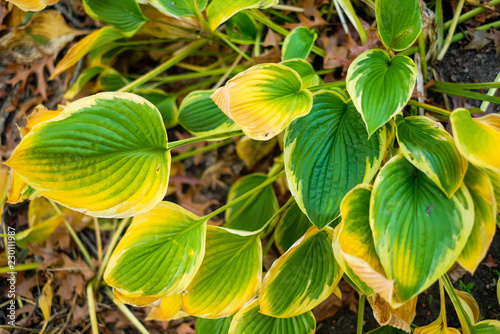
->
[3,0,500,333]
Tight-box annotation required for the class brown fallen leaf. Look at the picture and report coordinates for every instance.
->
[482,254,498,268]
[464,27,493,51]
[487,28,500,53]
[176,322,196,334]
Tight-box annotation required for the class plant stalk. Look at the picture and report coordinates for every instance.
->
[171,138,233,163]
[444,0,500,30]
[87,282,99,334]
[105,289,150,334]
[0,262,41,274]
[357,293,366,334]
[440,274,475,334]
[407,100,451,116]
[168,131,244,150]
[437,0,465,61]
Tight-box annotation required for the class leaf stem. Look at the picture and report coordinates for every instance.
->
[418,32,427,79]
[0,262,41,274]
[105,289,150,334]
[257,196,295,237]
[48,200,95,270]
[450,20,500,44]
[168,131,244,150]
[204,170,285,221]
[213,30,253,63]
[436,0,444,51]
[481,70,500,112]
[440,273,475,333]
[171,138,233,163]
[407,100,451,116]
[93,217,102,263]
[437,0,465,61]
[87,281,99,334]
[357,293,366,334]
[143,65,247,83]
[444,0,500,30]
[118,39,208,92]
[428,86,500,104]
[271,4,304,12]
[309,81,347,91]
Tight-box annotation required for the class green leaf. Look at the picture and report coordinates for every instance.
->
[97,67,130,91]
[64,66,105,100]
[228,299,316,334]
[135,89,179,129]
[226,12,258,45]
[395,115,468,198]
[225,174,279,235]
[5,92,170,218]
[183,226,262,318]
[334,185,393,300]
[282,27,317,61]
[274,202,312,254]
[346,49,417,136]
[376,0,422,51]
[260,226,342,318]
[104,202,206,299]
[473,320,500,334]
[207,0,278,31]
[212,63,313,141]
[284,89,386,229]
[15,216,63,248]
[457,164,497,273]
[147,0,208,18]
[179,90,239,137]
[366,326,407,334]
[371,155,474,304]
[83,0,146,37]
[197,316,234,334]
[280,59,320,89]
[484,168,500,212]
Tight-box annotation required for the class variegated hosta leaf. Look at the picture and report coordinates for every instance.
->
[455,289,480,324]
[182,226,262,318]
[260,226,342,318]
[280,59,320,89]
[371,155,474,304]
[333,185,393,300]
[473,320,500,333]
[346,49,417,136]
[211,64,313,141]
[457,164,497,273]
[274,202,312,254]
[414,319,461,334]
[226,12,258,45]
[282,27,317,61]
[104,202,206,299]
[228,299,316,334]
[224,174,279,235]
[113,289,161,307]
[5,92,170,218]
[51,27,123,79]
[207,0,278,31]
[6,0,58,12]
[284,90,386,229]
[146,294,187,321]
[483,168,500,212]
[367,294,417,333]
[178,90,239,137]
[395,115,468,198]
[376,0,422,51]
[366,326,408,334]
[83,0,146,37]
[147,0,208,18]
[197,316,234,334]
[451,109,500,173]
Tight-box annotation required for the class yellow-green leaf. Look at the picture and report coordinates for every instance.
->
[455,289,480,324]
[260,226,342,318]
[347,49,417,136]
[7,0,58,12]
[104,202,206,299]
[113,289,161,307]
[83,0,146,37]
[334,184,394,300]
[451,109,500,173]
[39,278,53,327]
[280,59,320,89]
[228,299,316,334]
[183,226,261,318]
[284,90,386,228]
[211,63,313,140]
[179,90,239,137]
[146,294,187,321]
[473,320,500,333]
[483,168,500,212]
[395,115,468,198]
[371,155,474,305]
[207,0,278,31]
[457,164,497,273]
[274,202,312,254]
[51,27,123,79]
[224,173,279,235]
[5,92,170,218]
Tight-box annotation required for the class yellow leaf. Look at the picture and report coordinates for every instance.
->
[146,294,187,321]
[0,165,10,211]
[7,0,59,12]
[39,277,53,333]
[113,289,161,307]
[451,109,500,173]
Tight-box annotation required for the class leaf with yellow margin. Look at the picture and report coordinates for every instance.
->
[483,168,500,212]
[211,63,313,140]
[455,289,480,325]
[183,226,262,318]
[228,299,316,334]
[451,109,500,173]
[51,27,124,79]
[7,0,58,12]
[457,164,497,273]
[334,184,394,301]
[260,226,342,318]
[6,92,170,218]
[473,320,500,333]
[207,0,278,31]
[104,202,206,299]
[113,289,161,307]
[274,202,312,254]
[146,294,187,321]
[367,294,417,333]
